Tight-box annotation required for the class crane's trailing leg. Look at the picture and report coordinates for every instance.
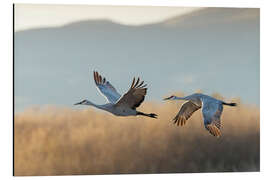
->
[222,102,237,106]
[137,111,158,119]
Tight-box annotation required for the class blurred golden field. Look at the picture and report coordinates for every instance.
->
[14,94,260,176]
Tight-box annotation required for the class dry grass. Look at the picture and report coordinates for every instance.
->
[14,94,260,176]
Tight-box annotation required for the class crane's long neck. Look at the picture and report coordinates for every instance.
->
[174,96,189,100]
[84,100,106,110]
[174,95,202,107]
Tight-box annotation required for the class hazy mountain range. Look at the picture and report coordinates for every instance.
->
[15,8,260,112]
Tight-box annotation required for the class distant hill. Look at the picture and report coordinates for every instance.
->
[14,8,260,112]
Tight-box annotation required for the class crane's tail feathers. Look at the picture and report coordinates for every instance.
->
[222,102,237,106]
[137,112,158,119]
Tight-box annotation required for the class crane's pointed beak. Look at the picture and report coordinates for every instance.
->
[163,97,170,101]
[163,95,174,101]
[74,102,81,105]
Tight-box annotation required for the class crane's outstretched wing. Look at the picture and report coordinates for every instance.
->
[173,101,201,126]
[115,77,147,109]
[202,102,223,137]
[93,71,121,104]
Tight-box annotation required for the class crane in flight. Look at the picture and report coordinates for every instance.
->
[74,71,157,119]
[163,93,237,137]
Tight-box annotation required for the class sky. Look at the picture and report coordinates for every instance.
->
[14,5,260,112]
[15,4,201,31]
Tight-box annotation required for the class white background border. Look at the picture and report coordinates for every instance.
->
[1,0,269,179]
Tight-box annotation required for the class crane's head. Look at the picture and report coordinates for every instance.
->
[74,99,88,105]
[163,95,177,101]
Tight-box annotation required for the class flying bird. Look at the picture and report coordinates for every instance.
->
[74,71,157,119]
[163,93,237,137]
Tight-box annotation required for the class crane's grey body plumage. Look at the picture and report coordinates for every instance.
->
[74,71,157,119]
[164,93,236,137]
